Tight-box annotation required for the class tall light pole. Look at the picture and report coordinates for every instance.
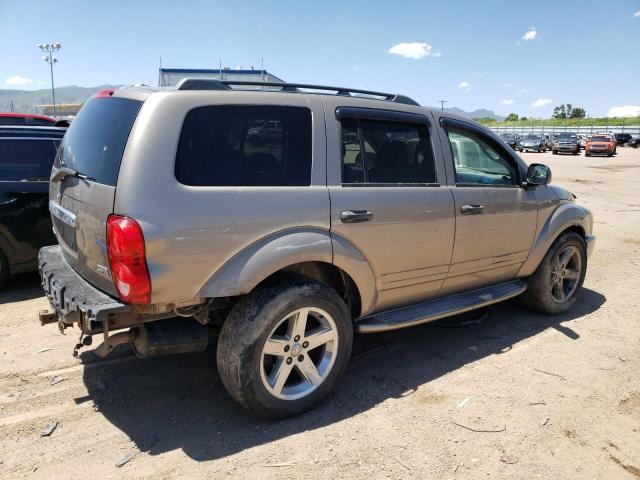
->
[438,99,447,110]
[37,43,61,117]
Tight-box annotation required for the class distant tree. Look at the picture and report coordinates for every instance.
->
[505,113,519,121]
[565,104,573,117]
[553,105,567,119]
[569,107,586,119]
[520,117,528,121]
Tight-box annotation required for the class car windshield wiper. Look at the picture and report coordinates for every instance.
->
[51,165,95,183]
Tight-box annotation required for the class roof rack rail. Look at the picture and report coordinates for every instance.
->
[175,79,420,106]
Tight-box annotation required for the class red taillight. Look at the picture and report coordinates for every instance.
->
[106,215,151,304]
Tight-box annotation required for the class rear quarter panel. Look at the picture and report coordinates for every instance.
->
[114,91,329,305]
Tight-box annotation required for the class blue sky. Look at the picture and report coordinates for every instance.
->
[1,0,639,117]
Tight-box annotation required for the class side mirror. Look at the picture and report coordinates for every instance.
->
[526,163,552,186]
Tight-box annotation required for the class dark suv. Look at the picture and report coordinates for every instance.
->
[614,133,632,146]
[0,126,64,289]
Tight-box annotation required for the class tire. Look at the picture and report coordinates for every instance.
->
[585,152,591,157]
[572,148,579,155]
[520,232,587,315]
[552,150,558,155]
[607,150,613,157]
[0,250,9,291]
[217,275,353,418]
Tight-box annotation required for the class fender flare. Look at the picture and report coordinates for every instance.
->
[197,227,377,316]
[518,202,592,277]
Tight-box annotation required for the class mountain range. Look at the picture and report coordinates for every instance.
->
[0,85,504,121]
[0,85,121,113]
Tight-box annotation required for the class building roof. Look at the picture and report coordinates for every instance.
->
[158,68,284,87]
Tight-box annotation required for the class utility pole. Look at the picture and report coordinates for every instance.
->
[37,43,61,117]
[438,99,447,110]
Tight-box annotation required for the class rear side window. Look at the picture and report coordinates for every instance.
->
[0,117,26,125]
[0,139,60,181]
[55,97,142,186]
[176,105,312,186]
[340,118,436,184]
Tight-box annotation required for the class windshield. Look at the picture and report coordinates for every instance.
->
[591,136,610,142]
[55,97,142,186]
[524,134,540,140]
[557,134,577,141]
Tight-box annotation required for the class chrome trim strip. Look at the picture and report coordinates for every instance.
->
[49,200,76,227]
[0,137,63,141]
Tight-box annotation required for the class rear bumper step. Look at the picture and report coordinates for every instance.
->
[38,245,129,327]
[355,280,527,333]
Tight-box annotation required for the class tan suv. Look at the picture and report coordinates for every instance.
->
[38,80,595,418]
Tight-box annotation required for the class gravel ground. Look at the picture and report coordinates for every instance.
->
[1,147,639,479]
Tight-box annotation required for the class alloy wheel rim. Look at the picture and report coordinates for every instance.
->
[550,245,581,303]
[259,307,339,401]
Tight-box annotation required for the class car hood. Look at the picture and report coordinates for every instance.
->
[549,185,574,201]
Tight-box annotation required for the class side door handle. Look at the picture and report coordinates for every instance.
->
[341,210,373,223]
[460,204,484,215]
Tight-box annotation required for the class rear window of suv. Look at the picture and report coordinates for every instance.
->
[175,105,312,186]
[54,97,142,186]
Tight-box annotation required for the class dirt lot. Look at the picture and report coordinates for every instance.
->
[1,147,639,479]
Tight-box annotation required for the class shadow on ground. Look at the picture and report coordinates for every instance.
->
[0,272,44,304]
[80,288,605,461]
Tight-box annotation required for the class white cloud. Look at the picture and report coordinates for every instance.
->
[634,10,640,17]
[532,98,552,107]
[353,66,362,71]
[457,81,471,94]
[500,82,514,88]
[500,99,515,105]
[521,27,537,41]
[517,87,529,94]
[5,75,33,86]
[608,105,640,117]
[431,50,442,58]
[388,42,437,59]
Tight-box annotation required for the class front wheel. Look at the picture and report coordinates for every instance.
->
[520,232,587,315]
[217,276,353,418]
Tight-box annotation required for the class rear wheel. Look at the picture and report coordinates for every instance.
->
[0,250,9,291]
[521,232,587,315]
[217,276,353,418]
[552,150,558,155]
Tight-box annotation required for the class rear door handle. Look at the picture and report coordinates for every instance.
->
[341,210,373,223]
[460,204,484,215]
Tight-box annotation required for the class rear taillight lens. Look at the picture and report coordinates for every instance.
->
[106,215,151,304]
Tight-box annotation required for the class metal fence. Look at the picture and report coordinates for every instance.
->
[489,123,640,136]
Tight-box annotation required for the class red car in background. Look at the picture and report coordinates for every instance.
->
[585,133,617,157]
[0,113,56,126]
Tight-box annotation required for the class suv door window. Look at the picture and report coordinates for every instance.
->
[176,105,312,186]
[446,126,518,186]
[0,139,60,181]
[340,119,436,184]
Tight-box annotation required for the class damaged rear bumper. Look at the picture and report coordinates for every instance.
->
[38,245,130,333]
